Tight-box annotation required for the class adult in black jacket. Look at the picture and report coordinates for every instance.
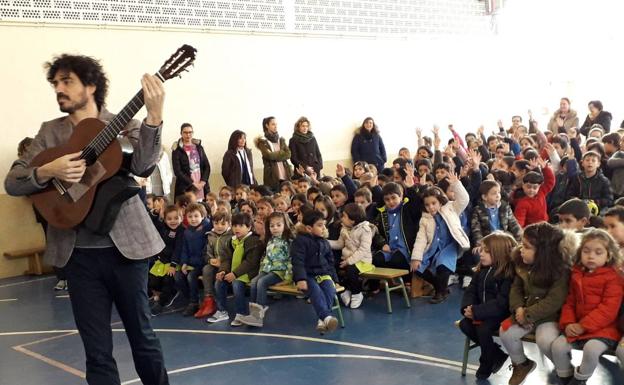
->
[580,100,612,136]
[221,130,257,188]
[289,116,323,176]
[172,123,211,199]
[351,117,387,171]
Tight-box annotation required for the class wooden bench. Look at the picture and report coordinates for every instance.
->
[360,267,411,313]
[4,246,47,275]
[454,320,618,376]
[268,282,346,328]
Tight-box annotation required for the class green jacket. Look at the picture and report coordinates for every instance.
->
[219,233,263,281]
[255,136,292,191]
[509,266,570,326]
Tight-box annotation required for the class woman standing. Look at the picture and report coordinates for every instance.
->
[172,123,211,199]
[351,117,387,171]
[255,116,292,191]
[222,130,257,188]
[547,97,579,135]
[289,116,323,176]
[580,100,612,136]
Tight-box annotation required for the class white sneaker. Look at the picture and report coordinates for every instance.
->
[323,316,338,333]
[316,319,327,334]
[462,276,472,289]
[349,293,364,309]
[230,313,244,327]
[448,274,459,286]
[340,290,352,306]
[54,280,66,291]
[206,310,229,323]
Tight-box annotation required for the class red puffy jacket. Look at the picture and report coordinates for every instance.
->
[559,265,624,342]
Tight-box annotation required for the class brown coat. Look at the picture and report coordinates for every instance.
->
[255,136,292,190]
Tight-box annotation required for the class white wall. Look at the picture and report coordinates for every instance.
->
[2,1,624,192]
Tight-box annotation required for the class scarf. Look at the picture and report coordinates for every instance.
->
[292,130,314,144]
[265,131,279,143]
[361,129,374,140]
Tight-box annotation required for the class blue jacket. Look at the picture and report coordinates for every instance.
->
[180,218,212,268]
[351,132,387,171]
[291,233,338,283]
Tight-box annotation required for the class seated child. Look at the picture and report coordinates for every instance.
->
[174,203,213,316]
[329,203,374,309]
[411,172,470,304]
[148,205,184,315]
[557,198,591,233]
[194,211,233,319]
[239,212,294,327]
[208,213,263,326]
[292,210,340,334]
[459,232,516,379]
[551,229,624,385]
[499,222,575,385]
[513,160,555,227]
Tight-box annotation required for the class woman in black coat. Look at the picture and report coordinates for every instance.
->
[580,100,612,136]
[350,117,387,171]
[221,130,257,188]
[289,116,323,175]
[172,123,211,199]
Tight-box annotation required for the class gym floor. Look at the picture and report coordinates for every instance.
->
[0,275,622,385]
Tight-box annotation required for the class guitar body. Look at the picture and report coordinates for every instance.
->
[30,118,123,229]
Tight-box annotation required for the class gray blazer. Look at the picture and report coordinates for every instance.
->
[4,109,165,267]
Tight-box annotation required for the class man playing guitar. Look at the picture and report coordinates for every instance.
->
[5,54,169,385]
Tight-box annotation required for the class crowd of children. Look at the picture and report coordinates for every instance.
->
[141,108,624,384]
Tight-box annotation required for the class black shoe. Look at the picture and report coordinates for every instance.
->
[429,289,450,304]
[150,303,163,316]
[491,348,509,374]
[568,378,586,385]
[558,376,573,385]
[475,365,492,380]
[182,303,199,317]
[164,292,184,309]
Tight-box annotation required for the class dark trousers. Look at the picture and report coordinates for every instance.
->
[147,274,176,306]
[459,317,504,370]
[418,265,452,294]
[174,268,202,304]
[65,247,169,385]
[342,264,363,294]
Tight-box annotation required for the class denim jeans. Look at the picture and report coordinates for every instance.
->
[65,247,169,385]
[304,276,336,320]
[175,268,202,304]
[215,279,248,315]
[250,272,283,306]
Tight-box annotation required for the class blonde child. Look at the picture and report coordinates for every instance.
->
[499,222,575,385]
[240,212,294,327]
[411,171,470,304]
[459,232,516,379]
[329,203,374,309]
[552,229,624,385]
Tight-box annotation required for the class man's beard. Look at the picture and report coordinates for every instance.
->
[58,92,89,114]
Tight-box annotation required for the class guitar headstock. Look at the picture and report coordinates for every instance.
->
[157,44,197,81]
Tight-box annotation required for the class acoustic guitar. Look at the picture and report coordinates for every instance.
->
[29,44,196,232]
